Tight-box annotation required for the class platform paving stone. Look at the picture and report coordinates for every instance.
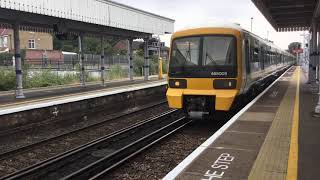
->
[248,69,298,180]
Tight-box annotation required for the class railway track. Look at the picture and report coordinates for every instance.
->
[2,109,189,180]
[0,101,168,161]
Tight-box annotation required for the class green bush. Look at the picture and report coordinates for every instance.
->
[0,52,13,60]
[0,69,16,91]
[133,55,144,76]
[0,53,13,66]
[86,72,100,82]
[25,70,78,88]
[149,56,159,75]
[162,60,168,74]
[133,55,163,76]
[107,65,126,80]
[0,54,167,91]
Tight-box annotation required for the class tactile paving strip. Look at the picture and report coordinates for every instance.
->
[248,69,298,180]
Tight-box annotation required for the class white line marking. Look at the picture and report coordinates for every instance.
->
[162,67,293,180]
[213,147,255,152]
[0,81,167,116]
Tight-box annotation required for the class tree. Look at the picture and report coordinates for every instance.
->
[53,34,121,55]
[288,42,301,54]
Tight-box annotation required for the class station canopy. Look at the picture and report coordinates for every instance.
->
[252,0,319,32]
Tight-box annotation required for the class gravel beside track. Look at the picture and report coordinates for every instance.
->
[103,111,236,180]
[0,101,169,177]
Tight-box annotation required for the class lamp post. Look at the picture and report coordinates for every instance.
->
[251,17,253,32]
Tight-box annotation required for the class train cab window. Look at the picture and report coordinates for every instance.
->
[203,36,236,66]
[170,37,201,67]
[169,35,237,78]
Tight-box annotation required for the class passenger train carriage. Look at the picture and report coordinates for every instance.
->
[166,25,295,118]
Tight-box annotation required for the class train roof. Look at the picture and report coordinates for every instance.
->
[175,23,294,57]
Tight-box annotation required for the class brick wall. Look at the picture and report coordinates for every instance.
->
[0,29,53,51]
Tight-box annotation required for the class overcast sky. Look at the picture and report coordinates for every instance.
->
[115,0,305,50]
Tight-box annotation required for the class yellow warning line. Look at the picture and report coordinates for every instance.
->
[286,66,300,180]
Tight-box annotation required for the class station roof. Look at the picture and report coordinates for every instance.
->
[252,0,319,32]
[0,0,175,38]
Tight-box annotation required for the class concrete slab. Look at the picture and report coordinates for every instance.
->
[298,68,320,180]
[249,68,298,180]
[213,131,265,150]
[177,148,257,180]
[238,112,275,122]
[228,121,271,134]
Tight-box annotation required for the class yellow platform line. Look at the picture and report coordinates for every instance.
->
[286,66,300,180]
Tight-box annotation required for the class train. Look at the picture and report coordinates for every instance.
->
[166,25,295,118]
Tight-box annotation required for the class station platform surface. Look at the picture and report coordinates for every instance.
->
[0,76,166,115]
[164,66,320,180]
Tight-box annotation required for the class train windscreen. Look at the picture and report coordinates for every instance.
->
[169,35,237,78]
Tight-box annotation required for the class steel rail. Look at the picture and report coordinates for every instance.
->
[0,100,167,160]
[67,117,190,180]
[2,109,184,180]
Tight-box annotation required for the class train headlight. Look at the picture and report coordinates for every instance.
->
[214,79,237,89]
[169,79,187,89]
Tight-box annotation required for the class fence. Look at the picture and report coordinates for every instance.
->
[0,54,129,70]
[0,53,165,91]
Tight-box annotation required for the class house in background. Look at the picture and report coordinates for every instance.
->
[0,28,53,51]
[0,28,62,66]
[0,29,11,53]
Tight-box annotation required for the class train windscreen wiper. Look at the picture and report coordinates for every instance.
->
[206,53,217,65]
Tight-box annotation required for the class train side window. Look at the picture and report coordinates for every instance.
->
[265,51,270,67]
[251,47,260,72]
[260,47,264,70]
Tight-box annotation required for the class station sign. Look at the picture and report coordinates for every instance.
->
[292,49,303,54]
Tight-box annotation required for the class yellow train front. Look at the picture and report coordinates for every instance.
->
[166,26,294,118]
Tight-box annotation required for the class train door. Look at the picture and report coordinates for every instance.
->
[245,39,251,74]
[243,38,251,92]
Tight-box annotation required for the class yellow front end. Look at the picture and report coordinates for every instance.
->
[166,27,243,112]
[167,78,239,111]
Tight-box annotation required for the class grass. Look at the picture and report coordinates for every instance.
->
[24,70,78,89]
[0,69,16,91]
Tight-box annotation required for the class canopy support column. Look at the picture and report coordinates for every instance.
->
[128,38,134,81]
[13,23,25,99]
[144,38,150,81]
[78,34,85,86]
[101,37,106,86]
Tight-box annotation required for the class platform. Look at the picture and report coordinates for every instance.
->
[164,66,320,180]
[0,76,166,116]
